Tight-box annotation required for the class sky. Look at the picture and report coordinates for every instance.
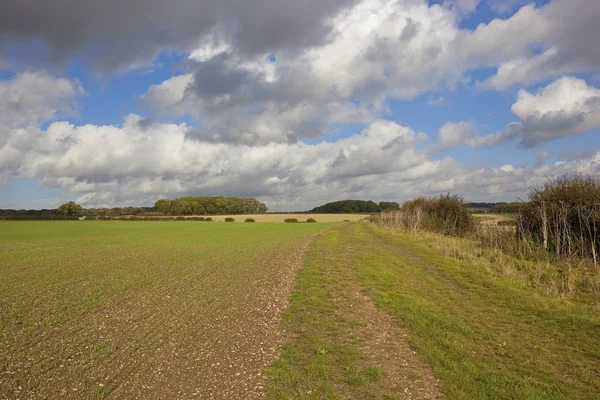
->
[0,0,599,211]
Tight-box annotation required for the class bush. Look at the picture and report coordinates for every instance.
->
[517,175,600,262]
[175,216,186,220]
[284,218,299,223]
[225,217,235,222]
[245,218,255,223]
[205,217,213,222]
[187,217,206,221]
[306,218,317,223]
[377,194,474,236]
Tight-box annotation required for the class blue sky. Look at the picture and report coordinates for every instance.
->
[1,0,599,211]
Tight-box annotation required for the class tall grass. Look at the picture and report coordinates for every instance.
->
[373,181,600,300]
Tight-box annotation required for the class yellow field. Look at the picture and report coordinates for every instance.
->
[472,213,517,225]
[198,213,370,222]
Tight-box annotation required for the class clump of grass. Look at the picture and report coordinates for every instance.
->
[225,217,235,222]
[364,366,382,381]
[284,218,299,223]
[306,218,317,223]
[245,218,255,223]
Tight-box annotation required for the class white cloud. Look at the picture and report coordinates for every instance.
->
[0,71,83,128]
[469,76,600,147]
[434,121,477,151]
[482,0,600,88]
[1,116,454,208]
[2,112,599,209]
[143,0,561,144]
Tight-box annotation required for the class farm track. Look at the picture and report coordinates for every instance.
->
[0,222,325,399]
[266,223,446,399]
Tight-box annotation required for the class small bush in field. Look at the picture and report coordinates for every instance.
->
[188,217,205,221]
[225,217,235,222]
[284,218,299,223]
[175,216,186,220]
[205,217,213,221]
[245,218,255,222]
[306,218,317,223]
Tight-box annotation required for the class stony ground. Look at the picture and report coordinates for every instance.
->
[0,222,325,399]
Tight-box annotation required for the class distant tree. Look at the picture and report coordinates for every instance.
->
[154,199,172,214]
[379,201,400,211]
[310,200,381,213]
[58,201,83,217]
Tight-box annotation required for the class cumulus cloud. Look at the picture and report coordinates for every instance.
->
[1,116,453,208]
[142,0,561,144]
[470,77,600,148]
[434,121,477,151]
[0,71,83,128]
[482,0,600,88]
[0,0,358,73]
[2,110,598,209]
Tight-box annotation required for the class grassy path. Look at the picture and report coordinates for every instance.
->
[267,222,600,399]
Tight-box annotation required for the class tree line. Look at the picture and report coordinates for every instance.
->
[0,196,267,219]
[153,196,267,215]
[309,200,400,213]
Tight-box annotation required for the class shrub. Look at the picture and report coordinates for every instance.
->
[380,194,474,236]
[306,218,317,223]
[245,218,255,223]
[284,218,299,223]
[517,175,600,262]
[205,217,213,222]
[225,217,235,222]
[187,217,206,221]
[175,216,186,220]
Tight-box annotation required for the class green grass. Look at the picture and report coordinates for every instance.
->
[267,222,600,399]
[0,221,330,399]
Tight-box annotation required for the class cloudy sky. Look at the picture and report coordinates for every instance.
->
[1,0,599,211]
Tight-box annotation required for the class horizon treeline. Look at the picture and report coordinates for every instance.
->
[153,196,267,215]
[309,200,400,213]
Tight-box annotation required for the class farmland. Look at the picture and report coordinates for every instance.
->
[2,219,600,399]
[173,214,368,223]
[0,221,330,399]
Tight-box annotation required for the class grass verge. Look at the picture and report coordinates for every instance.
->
[267,222,600,399]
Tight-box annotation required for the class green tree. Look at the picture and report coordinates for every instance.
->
[58,201,83,217]
[154,199,172,214]
[379,201,400,211]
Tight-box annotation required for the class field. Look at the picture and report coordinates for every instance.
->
[0,221,330,399]
[2,220,599,399]
[185,214,368,223]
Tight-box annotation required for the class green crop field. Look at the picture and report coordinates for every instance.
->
[0,221,330,399]
[2,220,599,400]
